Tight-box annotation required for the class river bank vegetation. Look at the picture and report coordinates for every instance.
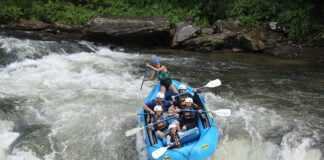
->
[0,0,323,39]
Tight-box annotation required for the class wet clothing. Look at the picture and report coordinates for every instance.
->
[179,104,199,130]
[160,78,172,89]
[152,115,169,131]
[167,132,185,148]
[156,70,172,89]
[174,93,193,109]
[145,100,172,112]
[157,71,170,81]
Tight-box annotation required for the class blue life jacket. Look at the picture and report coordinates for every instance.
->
[180,105,197,122]
[175,93,192,109]
[153,115,169,131]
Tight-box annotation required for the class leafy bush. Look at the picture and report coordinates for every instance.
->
[278,6,312,38]
[0,5,23,22]
[225,0,314,38]
[226,0,279,27]
[24,1,95,25]
[0,0,320,38]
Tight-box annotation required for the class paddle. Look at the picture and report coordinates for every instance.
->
[170,79,222,99]
[209,109,231,117]
[140,67,148,90]
[179,109,231,117]
[197,79,221,89]
[120,113,149,117]
[125,115,175,137]
[152,144,170,159]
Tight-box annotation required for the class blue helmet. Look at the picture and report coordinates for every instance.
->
[153,58,160,64]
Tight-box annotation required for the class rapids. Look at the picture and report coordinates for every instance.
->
[0,35,323,160]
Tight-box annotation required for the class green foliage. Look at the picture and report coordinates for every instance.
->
[40,1,95,25]
[278,5,312,38]
[226,0,279,27]
[0,0,96,25]
[0,0,320,38]
[226,0,315,37]
[0,5,23,22]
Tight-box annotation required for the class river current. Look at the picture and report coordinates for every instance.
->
[0,35,323,160]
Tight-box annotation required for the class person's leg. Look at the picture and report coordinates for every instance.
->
[160,86,167,93]
[172,120,181,132]
[182,125,187,131]
[156,130,165,139]
[169,85,178,94]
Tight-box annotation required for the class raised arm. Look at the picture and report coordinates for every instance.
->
[146,63,166,72]
[143,103,155,115]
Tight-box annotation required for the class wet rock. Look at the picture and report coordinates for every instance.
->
[215,19,269,51]
[201,27,214,36]
[5,20,48,31]
[179,32,236,52]
[264,45,300,58]
[171,22,200,47]
[84,15,172,46]
[49,22,83,33]
[176,19,280,52]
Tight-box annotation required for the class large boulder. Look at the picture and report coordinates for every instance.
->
[171,22,200,47]
[178,32,237,52]
[84,15,172,46]
[5,20,49,30]
[215,19,268,51]
[0,20,83,41]
[175,19,276,52]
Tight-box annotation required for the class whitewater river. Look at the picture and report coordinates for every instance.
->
[0,35,323,160]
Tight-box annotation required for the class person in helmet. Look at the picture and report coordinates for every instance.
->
[172,84,203,109]
[145,58,178,95]
[176,97,202,130]
[166,123,197,148]
[143,92,175,115]
[172,84,193,109]
[149,105,180,139]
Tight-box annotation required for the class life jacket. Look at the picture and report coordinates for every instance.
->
[179,96,186,108]
[153,116,169,131]
[176,94,190,109]
[156,70,170,81]
[170,133,182,148]
[181,106,197,122]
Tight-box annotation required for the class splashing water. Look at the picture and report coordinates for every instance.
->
[0,35,323,160]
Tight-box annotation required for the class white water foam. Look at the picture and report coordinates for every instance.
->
[0,121,19,160]
[0,40,156,159]
[6,148,40,160]
[204,92,322,160]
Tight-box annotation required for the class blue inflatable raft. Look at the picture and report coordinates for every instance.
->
[139,80,219,160]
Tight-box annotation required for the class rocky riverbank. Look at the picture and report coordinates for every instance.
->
[1,15,323,64]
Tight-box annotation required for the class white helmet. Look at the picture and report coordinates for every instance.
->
[179,84,187,90]
[154,105,163,111]
[168,123,177,130]
[156,92,165,99]
[185,97,193,103]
